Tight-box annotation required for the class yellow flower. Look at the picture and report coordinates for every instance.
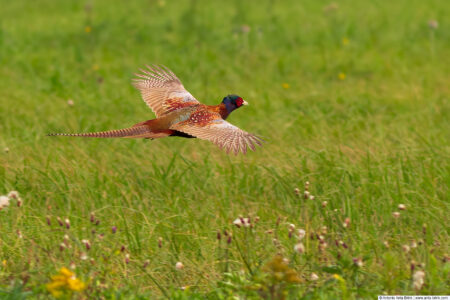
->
[282,83,290,89]
[333,274,345,282]
[338,72,346,80]
[46,267,85,298]
[342,37,349,46]
[85,26,92,33]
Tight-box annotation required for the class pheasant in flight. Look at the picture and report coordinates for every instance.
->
[49,65,263,154]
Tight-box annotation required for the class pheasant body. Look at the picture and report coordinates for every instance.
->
[49,65,263,154]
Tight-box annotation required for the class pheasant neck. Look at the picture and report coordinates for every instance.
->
[209,103,230,120]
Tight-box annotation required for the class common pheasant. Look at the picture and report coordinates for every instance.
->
[49,65,263,154]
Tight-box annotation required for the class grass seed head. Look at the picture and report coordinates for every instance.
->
[158,237,163,248]
[289,223,295,237]
[311,273,319,281]
[64,218,70,229]
[67,99,74,106]
[322,201,328,207]
[125,254,130,264]
[398,204,406,210]
[392,212,400,218]
[82,239,91,250]
[294,188,300,196]
[143,259,150,268]
[112,226,117,234]
[4,147,9,153]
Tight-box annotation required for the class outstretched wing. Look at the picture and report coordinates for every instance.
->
[170,112,263,155]
[133,65,200,117]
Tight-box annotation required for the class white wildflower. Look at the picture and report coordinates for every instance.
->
[7,191,19,199]
[294,242,305,254]
[175,261,184,270]
[233,218,250,228]
[402,244,410,253]
[298,229,306,240]
[412,270,425,290]
[0,196,10,208]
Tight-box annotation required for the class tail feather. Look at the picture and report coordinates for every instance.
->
[48,125,152,139]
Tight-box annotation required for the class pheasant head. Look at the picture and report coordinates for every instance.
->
[222,94,248,115]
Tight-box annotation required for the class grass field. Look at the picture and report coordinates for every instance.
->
[1,0,449,298]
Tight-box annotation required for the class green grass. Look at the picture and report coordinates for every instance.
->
[1,0,449,298]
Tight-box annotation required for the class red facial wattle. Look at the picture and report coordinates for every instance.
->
[236,97,244,107]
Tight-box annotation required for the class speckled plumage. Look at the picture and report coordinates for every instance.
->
[49,65,263,155]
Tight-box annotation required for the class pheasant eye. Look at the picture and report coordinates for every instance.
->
[236,98,243,107]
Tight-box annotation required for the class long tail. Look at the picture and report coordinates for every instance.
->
[48,125,154,139]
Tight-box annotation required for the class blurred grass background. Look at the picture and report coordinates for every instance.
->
[0,0,449,298]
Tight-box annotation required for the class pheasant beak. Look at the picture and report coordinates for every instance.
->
[242,100,249,106]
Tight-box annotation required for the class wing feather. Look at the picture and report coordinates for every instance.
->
[133,65,200,117]
[171,112,263,155]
